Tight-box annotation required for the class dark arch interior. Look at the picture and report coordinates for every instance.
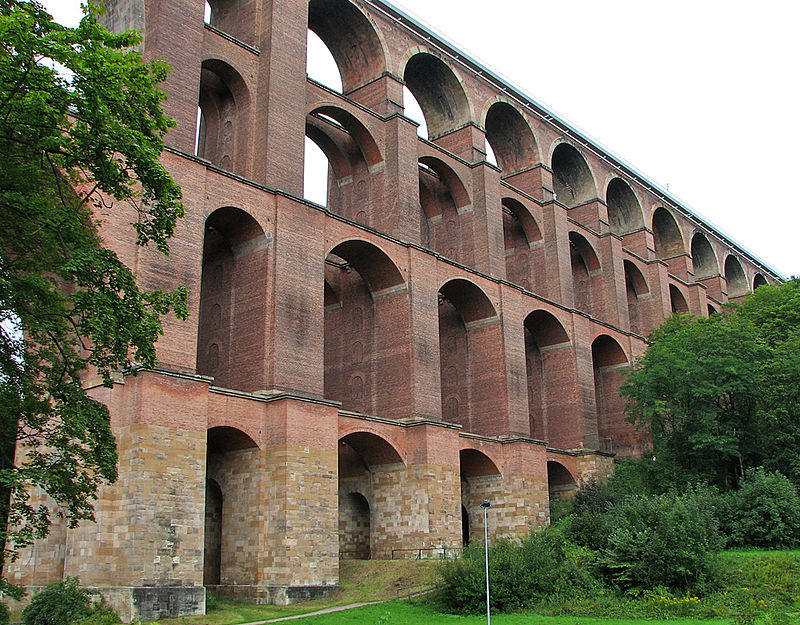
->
[485,102,538,174]
[308,0,385,92]
[652,208,684,258]
[606,178,643,234]
[753,274,768,290]
[460,449,502,478]
[669,284,689,312]
[624,260,649,335]
[405,53,470,139]
[691,232,718,279]
[547,461,576,499]
[725,255,748,297]
[552,144,596,207]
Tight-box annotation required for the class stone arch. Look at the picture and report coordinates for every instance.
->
[438,279,503,435]
[403,52,472,140]
[669,284,689,313]
[524,310,573,442]
[484,101,539,174]
[324,240,410,417]
[205,426,260,587]
[197,207,269,391]
[419,156,473,263]
[308,0,387,93]
[725,255,748,297]
[606,177,644,234]
[547,461,577,499]
[197,59,251,174]
[551,143,597,207]
[753,273,768,290]
[305,106,383,222]
[206,0,257,46]
[691,231,719,279]
[502,197,544,292]
[623,260,649,335]
[591,335,630,454]
[652,207,685,258]
[460,448,502,545]
[339,431,405,559]
[569,231,602,317]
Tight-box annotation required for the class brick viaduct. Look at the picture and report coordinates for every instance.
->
[10,0,780,620]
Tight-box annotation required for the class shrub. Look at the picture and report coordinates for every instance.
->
[436,527,597,614]
[22,578,92,625]
[597,491,722,594]
[562,479,623,551]
[723,468,800,549]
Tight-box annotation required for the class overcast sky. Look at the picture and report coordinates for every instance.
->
[45,0,799,278]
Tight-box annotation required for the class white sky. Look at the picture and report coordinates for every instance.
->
[44,0,799,278]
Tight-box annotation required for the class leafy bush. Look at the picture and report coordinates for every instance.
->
[722,468,800,549]
[436,528,597,614]
[598,491,722,594]
[562,479,623,551]
[74,603,121,625]
[22,578,92,625]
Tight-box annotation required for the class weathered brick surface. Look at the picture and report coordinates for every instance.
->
[12,0,781,618]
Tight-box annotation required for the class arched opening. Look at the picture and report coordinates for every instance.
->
[569,231,602,317]
[524,310,572,441]
[724,255,748,297]
[691,232,718,279]
[324,240,409,417]
[484,102,538,175]
[403,86,428,139]
[419,157,473,263]
[197,207,268,392]
[552,143,596,207]
[547,461,576,500]
[606,178,643,234]
[308,0,386,93]
[196,59,250,174]
[204,426,259,587]
[305,106,383,223]
[205,0,256,46]
[669,284,689,313]
[708,303,718,316]
[438,279,503,435]
[339,432,404,559]
[753,274,768,290]
[591,336,630,454]
[404,53,470,140]
[460,449,501,545]
[306,29,342,92]
[624,260,649,335]
[502,198,543,292]
[652,207,685,258]
[304,136,329,205]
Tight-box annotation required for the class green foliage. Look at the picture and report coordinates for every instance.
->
[598,492,722,594]
[74,603,121,625]
[436,528,597,614]
[22,578,92,625]
[721,469,800,549]
[0,0,186,592]
[622,280,800,491]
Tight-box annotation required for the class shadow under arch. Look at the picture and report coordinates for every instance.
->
[404,52,472,140]
[206,0,257,46]
[652,207,685,258]
[197,206,269,392]
[552,143,597,207]
[524,310,574,442]
[753,273,768,290]
[502,197,544,292]
[338,431,406,559]
[591,335,630,454]
[438,279,504,436]
[669,284,689,312]
[691,231,719,279]
[419,156,473,264]
[197,59,252,175]
[724,254,748,297]
[308,0,387,93]
[606,177,644,234]
[547,460,577,500]
[460,448,502,546]
[569,231,602,317]
[484,101,539,174]
[624,260,650,335]
[324,240,410,417]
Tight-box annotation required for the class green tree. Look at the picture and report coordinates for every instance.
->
[621,280,800,491]
[0,0,186,594]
